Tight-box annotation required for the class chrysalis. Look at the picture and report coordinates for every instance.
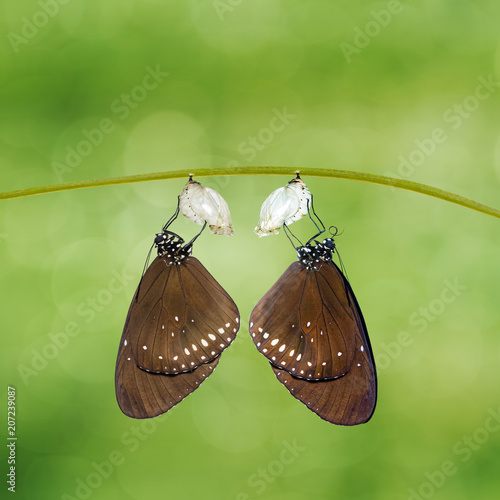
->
[254,173,311,237]
[179,177,235,236]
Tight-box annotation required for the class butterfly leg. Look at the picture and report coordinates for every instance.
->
[162,199,181,232]
[305,195,326,245]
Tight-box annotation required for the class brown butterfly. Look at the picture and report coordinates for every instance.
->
[116,227,240,419]
[249,237,376,425]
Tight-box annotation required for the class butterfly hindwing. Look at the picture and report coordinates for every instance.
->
[115,324,220,419]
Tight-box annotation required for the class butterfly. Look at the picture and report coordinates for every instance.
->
[116,181,239,419]
[251,177,376,425]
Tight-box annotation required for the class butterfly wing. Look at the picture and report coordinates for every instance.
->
[128,256,239,374]
[116,254,239,418]
[249,261,357,380]
[115,328,220,419]
[251,259,376,425]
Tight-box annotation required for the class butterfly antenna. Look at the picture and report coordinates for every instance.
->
[329,225,341,238]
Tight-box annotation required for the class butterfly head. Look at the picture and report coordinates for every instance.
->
[321,238,336,252]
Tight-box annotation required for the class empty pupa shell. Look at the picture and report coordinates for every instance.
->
[255,176,311,237]
[179,179,235,236]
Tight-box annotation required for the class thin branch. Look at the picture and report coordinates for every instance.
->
[0,167,498,219]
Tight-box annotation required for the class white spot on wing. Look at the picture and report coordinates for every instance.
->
[271,339,279,346]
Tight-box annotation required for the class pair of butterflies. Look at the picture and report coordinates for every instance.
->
[115,175,377,426]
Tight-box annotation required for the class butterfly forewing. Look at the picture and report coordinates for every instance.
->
[249,261,357,380]
[128,256,239,374]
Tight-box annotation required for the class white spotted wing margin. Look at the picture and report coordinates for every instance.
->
[250,259,376,425]
[115,254,240,419]
[115,328,220,419]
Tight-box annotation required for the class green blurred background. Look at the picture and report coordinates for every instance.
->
[1,1,500,499]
